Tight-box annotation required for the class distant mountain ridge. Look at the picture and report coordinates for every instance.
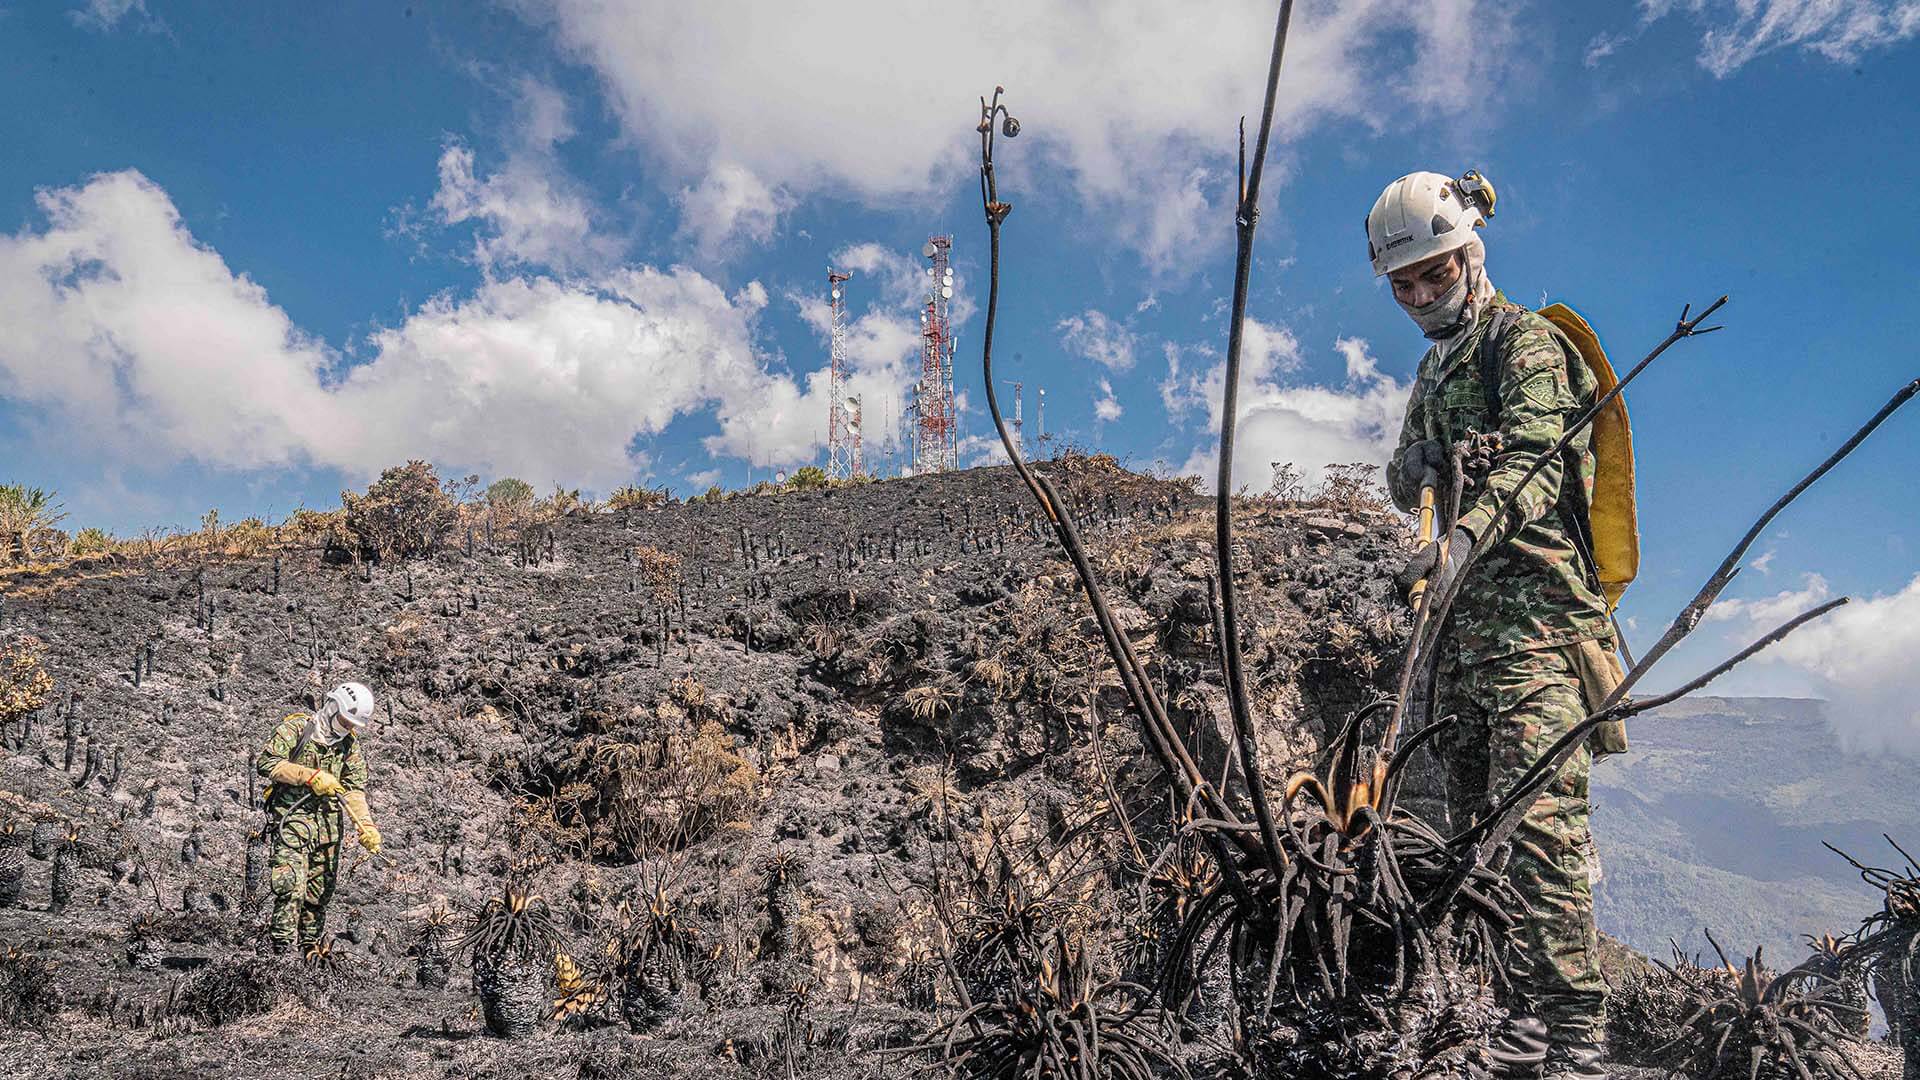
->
[1590,695,1918,968]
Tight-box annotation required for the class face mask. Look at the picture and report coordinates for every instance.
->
[311,703,347,745]
[1400,261,1475,341]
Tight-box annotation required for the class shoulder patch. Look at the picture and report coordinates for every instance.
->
[1515,367,1564,411]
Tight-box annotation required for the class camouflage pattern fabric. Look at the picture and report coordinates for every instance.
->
[255,713,367,948]
[1437,644,1605,1043]
[1387,293,1612,666]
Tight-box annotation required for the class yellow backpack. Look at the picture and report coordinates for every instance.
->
[1480,302,1640,613]
[1537,303,1639,612]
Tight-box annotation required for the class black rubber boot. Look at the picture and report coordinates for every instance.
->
[1543,1041,1608,1080]
[1489,1017,1549,1079]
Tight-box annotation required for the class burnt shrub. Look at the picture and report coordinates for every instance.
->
[341,461,459,561]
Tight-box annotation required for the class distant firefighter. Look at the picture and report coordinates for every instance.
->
[255,681,383,956]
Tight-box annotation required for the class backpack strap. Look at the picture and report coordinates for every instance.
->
[1475,308,1604,595]
[264,715,316,808]
[1477,306,1520,424]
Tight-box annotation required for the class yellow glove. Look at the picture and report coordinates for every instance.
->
[341,791,379,852]
[268,761,317,787]
[307,771,345,797]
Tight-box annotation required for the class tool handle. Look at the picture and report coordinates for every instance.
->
[1409,468,1439,606]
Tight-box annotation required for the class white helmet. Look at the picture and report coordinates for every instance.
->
[1366,170,1496,277]
[321,681,375,735]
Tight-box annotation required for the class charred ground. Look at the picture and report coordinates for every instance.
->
[0,457,1902,1079]
[0,458,1422,1077]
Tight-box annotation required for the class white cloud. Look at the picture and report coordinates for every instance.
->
[1696,571,1920,753]
[513,0,1517,268]
[1161,317,1305,425]
[68,0,157,32]
[427,79,618,274]
[1173,330,1406,493]
[1094,379,1124,423]
[1584,30,1632,66]
[1767,574,1920,753]
[1058,309,1138,372]
[1704,572,1831,624]
[0,170,837,490]
[1639,0,1920,76]
[430,144,609,273]
[676,163,793,262]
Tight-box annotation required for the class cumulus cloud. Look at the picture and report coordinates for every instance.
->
[513,0,1517,268]
[0,170,835,490]
[1704,572,1830,624]
[1639,0,1920,76]
[1059,310,1138,372]
[1760,575,1920,752]
[676,163,793,262]
[1094,379,1124,423]
[1699,571,1920,753]
[427,79,619,274]
[1173,330,1406,493]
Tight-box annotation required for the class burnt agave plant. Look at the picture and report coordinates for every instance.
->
[459,882,563,1039]
[1655,933,1868,1080]
[0,819,24,907]
[1829,836,1920,1073]
[612,885,697,1034]
[934,927,1186,1080]
[413,906,458,990]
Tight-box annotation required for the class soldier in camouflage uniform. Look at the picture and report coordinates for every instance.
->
[256,681,383,956]
[1372,172,1613,1080]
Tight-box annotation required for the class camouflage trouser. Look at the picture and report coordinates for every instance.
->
[267,810,341,949]
[1437,643,1605,1043]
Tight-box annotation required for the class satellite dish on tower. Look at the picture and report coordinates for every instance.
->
[941,285,954,299]
[922,241,938,258]
[831,288,841,300]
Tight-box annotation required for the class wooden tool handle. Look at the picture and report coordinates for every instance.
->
[1409,469,1439,606]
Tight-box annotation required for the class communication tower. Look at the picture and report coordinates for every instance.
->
[914,236,958,474]
[825,269,857,481]
[1007,381,1025,458]
[1036,387,1048,459]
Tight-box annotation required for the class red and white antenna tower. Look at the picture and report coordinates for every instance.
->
[915,236,957,474]
[825,269,857,481]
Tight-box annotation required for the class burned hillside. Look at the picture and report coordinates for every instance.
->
[0,457,1426,1078]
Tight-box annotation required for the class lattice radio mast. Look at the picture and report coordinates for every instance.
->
[1007,381,1024,459]
[825,269,857,481]
[914,236,957,474]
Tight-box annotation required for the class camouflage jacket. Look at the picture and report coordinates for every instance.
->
[1386,293,1612,664]
[256,713,367,829]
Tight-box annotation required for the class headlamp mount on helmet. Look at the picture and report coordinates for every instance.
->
[1453,170,1496,221]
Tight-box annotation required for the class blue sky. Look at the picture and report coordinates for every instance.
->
[3,1,1919,742]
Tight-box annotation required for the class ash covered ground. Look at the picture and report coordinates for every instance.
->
[0,458,1895,1078]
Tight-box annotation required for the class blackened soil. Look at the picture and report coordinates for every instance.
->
[0,459,1452,1078]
